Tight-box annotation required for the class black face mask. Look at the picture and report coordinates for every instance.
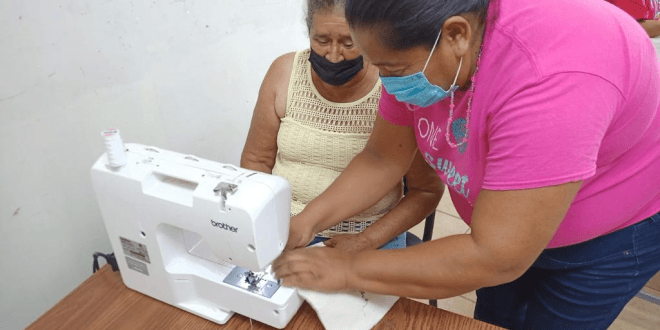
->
[308,49,364,86]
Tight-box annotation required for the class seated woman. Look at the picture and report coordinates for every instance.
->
[240,0,443,252]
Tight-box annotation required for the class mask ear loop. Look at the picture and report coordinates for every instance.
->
[450,57,463,89]
[422,29,462,91]
[422,30,443,73]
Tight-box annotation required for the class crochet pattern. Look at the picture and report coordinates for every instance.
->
[272,49,403,237]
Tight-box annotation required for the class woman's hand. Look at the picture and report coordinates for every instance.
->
[285,215,316,250]
[324,233,374,254]
[273,246,354,292]
[287,115,418,239]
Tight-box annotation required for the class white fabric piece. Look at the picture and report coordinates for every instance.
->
[295,243,400,330]
[297,288,399,330]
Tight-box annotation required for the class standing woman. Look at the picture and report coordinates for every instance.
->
[274,0,660,329]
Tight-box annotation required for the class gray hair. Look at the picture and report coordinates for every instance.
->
[305,0,346,32]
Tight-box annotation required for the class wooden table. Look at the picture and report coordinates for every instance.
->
[27,265,502,330]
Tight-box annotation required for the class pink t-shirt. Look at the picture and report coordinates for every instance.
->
[379,0,660,248]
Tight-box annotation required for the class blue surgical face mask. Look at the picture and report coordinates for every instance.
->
[380,30,463,108]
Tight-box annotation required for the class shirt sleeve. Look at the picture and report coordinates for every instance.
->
[378,86,414,127]
[482,72,621,190]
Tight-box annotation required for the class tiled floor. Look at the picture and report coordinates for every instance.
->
[408,193,660,329]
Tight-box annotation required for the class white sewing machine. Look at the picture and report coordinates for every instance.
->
[90,129,302,329]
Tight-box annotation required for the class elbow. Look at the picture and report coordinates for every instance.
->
[430,181,445,203]
[239,154,255,171]
[403,188,442,218]
[239,148,253,168]
[240,153,273,174]
[424,173,445,198]
[401,188,443,222]
[239,153,248,168]
[426,189,443,216]
[473,246,537,288]
[483,261,529,287]
[420,181,445,212]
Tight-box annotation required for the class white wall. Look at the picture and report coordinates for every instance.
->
[0,1,308,329]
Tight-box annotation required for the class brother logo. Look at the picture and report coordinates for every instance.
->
[210,220,238,233]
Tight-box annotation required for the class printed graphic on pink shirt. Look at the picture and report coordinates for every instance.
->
[410,93,482,212]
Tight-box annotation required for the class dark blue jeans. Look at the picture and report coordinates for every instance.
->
[475,210,660,330]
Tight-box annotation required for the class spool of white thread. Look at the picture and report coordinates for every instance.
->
[102,128,127,167]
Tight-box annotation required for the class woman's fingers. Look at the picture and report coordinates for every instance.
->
[280,272,317,289]
[274,247,352,292]
[274,251,322,288]
[273,249,316,276]
[275,259,312,278]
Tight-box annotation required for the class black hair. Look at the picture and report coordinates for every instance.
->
[345,0,490,50]
[305,0,347,32]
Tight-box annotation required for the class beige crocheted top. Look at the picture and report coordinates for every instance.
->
[272,49,403,238]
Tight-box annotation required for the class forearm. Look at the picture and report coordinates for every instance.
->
[274,183,582,297]
[344,183,582,299]
[346,234,517,299]
[347,234,519,299]
[302,148,414,234]
[359,188,442,249]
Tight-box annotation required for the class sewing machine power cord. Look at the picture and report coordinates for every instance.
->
[93,252,119,273]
